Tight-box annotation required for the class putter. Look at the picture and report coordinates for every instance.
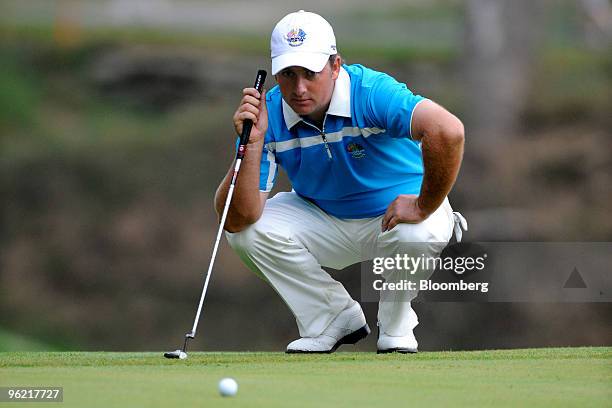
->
[164,69,267,359]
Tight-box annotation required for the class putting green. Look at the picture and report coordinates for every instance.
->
[1,348,610,407]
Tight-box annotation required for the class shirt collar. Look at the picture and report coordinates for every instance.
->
[282,66,351,130]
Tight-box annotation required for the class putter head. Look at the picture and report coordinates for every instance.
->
[164,349,187,359]
[163,333,192,359]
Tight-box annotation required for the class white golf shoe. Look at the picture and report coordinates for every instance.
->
[377,328,418,354]
[286,303,370,354]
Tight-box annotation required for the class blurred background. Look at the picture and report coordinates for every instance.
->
[0,0,610,352]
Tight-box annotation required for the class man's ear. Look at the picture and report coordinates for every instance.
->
[331,57,341,80]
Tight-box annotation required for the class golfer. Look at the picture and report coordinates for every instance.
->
[215,10,467,353]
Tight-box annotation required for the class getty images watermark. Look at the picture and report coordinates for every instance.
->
[360,242,612,303]
[371,253,489,293]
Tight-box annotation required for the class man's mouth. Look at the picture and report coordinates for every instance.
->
[293,98,311,106]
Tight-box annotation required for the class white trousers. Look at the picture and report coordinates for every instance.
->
[226,191,456,338]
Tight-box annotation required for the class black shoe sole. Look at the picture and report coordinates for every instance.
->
[376,348,418,354]
[286,324,371,354]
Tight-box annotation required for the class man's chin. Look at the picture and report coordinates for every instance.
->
[290,101,315,115]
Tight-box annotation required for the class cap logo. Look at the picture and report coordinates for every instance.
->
[286,28,307,47]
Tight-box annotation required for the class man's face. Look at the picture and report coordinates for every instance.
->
[275,58,341,122]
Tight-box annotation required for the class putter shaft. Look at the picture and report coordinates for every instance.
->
[165,70,266,358]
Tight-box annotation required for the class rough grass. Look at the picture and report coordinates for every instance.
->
[1,348,610,407]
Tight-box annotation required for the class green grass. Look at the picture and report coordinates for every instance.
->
[1,348,610,407]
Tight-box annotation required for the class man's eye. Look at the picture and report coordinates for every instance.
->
[305,71,316,79]
[282,71,295,78]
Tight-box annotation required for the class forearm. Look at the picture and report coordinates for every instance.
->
[214,139,265,231]
[417,125,464,215]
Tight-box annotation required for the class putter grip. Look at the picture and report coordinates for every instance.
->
[238,70,267,155]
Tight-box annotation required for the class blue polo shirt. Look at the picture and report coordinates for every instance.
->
[259,64,426,219]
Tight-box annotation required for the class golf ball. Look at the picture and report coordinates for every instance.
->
[218,378,238,397]
[178,351,187,360]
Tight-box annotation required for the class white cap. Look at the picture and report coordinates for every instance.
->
[270,10,337,75]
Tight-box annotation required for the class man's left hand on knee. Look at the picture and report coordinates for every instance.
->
[381,194,431,232]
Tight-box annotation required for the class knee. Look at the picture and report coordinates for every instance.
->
[225,223,258,256]
[384,223,433,245]
[379,223,449,258]
[225,217,291,256]
[385,207,453,246]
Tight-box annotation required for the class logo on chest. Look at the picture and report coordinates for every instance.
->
[346,142,366,159]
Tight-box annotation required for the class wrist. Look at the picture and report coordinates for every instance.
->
[415,196,435,218]
[246,138,264,148]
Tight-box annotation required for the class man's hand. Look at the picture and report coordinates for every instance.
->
[233,88,268,144]
[381,194,430,232]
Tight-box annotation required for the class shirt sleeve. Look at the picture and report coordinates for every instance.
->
[259,141,278,192]
[233,132,278,193]
[366,73,426,140]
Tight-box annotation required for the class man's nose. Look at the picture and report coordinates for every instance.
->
[294,77,307,95]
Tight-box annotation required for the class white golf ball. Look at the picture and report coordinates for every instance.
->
[218,378,238,397]
[178,351,187,360]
